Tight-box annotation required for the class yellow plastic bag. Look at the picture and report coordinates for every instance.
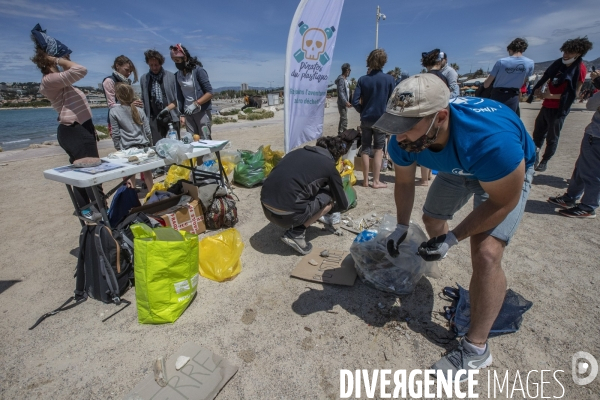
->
[163,161,191,188]
[221,160,236,177]
[198,228,244,282]
[263,145,284,176]
[337,159,357,186]
[143,161,192,202]
[144,182,167,203]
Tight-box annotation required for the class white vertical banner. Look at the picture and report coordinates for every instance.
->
[284,0,345,153]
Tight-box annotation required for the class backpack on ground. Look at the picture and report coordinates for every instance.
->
[113,211,162,261]
[30,221,136,330]
[205,195,238,230]
[76,221,133,304]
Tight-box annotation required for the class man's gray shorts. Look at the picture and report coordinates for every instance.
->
[360,121,386,156]
[423,167,534,244]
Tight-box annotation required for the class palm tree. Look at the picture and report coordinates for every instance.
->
[420,68,427,74]
[450,63,460,71]
[393,66,401,77]
[473,68,485,78]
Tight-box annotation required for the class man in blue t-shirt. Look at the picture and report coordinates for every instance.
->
[372,74,535,382]
[483,38,534,116]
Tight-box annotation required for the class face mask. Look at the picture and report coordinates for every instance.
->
[562,57,577,65]
[398,113,440,153]
[175,62,186,71]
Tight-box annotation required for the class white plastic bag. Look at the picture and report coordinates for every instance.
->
[155,138,192,165]
[349,214,440,295]
[318,212,341,225]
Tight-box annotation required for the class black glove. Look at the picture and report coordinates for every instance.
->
[157,107,170,119]
[417,232,458,261]
[386,224,409,258]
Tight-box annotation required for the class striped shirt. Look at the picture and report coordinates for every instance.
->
[40,64,92,125]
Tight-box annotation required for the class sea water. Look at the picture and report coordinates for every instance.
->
[0,107,109,151]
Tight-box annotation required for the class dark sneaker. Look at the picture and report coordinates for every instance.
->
[534,148,540,170]
[547,194,576,208]
[281,229,313,255]
[558,206,596,219]
[430,338,492,383]
[535,160,548,172]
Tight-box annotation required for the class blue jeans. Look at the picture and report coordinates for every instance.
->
[423,167,534,245]
[566,134,600,211]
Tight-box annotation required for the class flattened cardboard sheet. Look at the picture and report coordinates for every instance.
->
[125,342,238,400]
[290,248,356,286]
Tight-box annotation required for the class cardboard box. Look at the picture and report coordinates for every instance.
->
[353,155,374,173]
[130,181,206,234]
[290,248,356,286]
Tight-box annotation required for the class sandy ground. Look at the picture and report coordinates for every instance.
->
[0,101,599,399]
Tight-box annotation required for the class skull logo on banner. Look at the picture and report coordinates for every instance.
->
[302,28,327,61]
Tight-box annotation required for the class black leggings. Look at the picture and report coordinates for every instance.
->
[56,119,105,209]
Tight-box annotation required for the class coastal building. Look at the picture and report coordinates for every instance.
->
[86,94,106,105]
[241,83,248,92]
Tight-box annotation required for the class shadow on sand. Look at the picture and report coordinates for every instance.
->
[291,276,456,349]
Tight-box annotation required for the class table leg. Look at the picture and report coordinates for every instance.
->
[91,185,111,228]
[66,184,85,227]
[214,150,227,186]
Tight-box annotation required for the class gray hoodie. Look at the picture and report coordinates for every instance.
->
[336,74,350,106]
[109,105,152,150]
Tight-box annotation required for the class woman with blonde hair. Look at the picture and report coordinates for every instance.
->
[103,55,143,130]
[109,83,153,190]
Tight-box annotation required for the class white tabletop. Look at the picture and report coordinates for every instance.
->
[43,141,228,188]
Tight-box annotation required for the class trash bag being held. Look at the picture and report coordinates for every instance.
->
[349,215,440,295]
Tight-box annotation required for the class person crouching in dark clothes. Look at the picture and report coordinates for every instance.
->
[261,136,350,255]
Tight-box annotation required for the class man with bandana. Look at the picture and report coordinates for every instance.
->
[139,49,180,145]
[372,74,535,381]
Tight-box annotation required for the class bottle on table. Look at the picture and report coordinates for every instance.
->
[167,123,177,140]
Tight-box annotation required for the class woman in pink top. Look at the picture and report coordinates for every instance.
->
[31,32,105,211]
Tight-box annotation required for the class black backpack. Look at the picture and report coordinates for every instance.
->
[29,220,136,330]
[76,222,133,304]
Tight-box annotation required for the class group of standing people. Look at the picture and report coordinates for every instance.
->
[101,44,214,148]
[335,48,463,189]
[30,23,215,211]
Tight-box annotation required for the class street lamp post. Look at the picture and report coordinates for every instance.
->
[267,81,274,92]
[375,5,386,49]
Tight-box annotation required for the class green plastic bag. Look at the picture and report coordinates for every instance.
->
[343,175,357,209]
[234,146,265,187]
[131,224,199,324]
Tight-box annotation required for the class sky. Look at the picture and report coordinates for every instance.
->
[1,0,600,89]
